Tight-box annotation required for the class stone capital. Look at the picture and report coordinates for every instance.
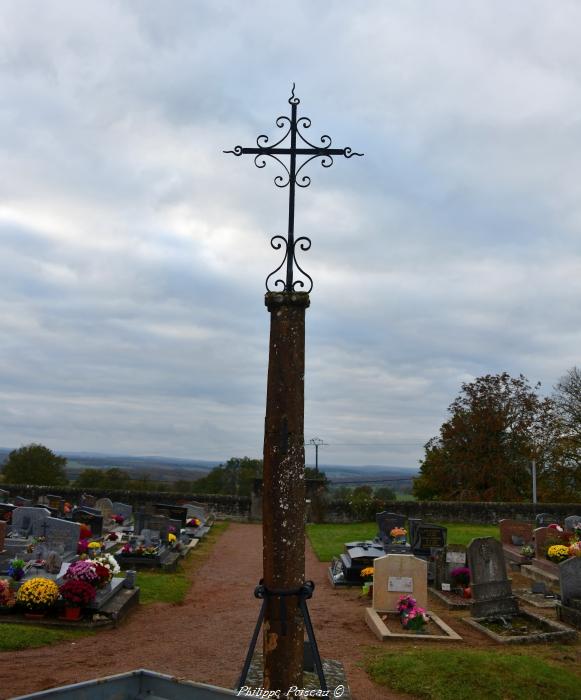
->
[264,291,310,312]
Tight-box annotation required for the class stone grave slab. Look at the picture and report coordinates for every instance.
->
[564,515,581,532]
[499,519,535,565]
[467,537,518,618]
[11,507,51,537]
[44,517,80,557]
[372,553,427,611]
[556,557,581,629]
[112,502,133,521]
[95,498,114,520]
[71,507,104,536]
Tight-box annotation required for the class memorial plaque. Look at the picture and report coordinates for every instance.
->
[388,576,413,593]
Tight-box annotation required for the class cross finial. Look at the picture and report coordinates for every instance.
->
[225,86,362,292]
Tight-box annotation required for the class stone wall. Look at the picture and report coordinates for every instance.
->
[2,483,579,524]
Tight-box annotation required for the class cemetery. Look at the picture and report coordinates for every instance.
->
[0,493,215,630]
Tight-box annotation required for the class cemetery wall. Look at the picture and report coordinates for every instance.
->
[321,499,580,524]
[0,484,250,520]
[2,483,579,523]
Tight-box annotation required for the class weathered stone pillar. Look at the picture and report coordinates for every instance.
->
[262,291,309,691]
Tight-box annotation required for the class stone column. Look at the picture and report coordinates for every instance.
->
[262,291,309,691]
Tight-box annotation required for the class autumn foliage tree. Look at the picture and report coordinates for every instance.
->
[413,373,562,502]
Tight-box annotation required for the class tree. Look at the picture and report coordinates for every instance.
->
[374,485,397,502]
[76,467,129,490]
[413,373,561,501]
[192,457,263,496]
[2,443,68,486]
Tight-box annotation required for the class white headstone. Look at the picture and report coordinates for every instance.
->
[372,554,427,611]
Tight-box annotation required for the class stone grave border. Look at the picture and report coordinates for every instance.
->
[365,608,462,641]
[428,587,472,610]
[463,610,576,644]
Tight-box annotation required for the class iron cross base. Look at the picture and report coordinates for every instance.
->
[237,579,327,692]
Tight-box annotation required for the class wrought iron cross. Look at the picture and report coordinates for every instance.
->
[224,85,363,292]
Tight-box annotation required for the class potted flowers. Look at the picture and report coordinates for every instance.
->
[520,544,535,561]
[16,577,60,618]
[64,560,99,587]
[8,559,25,583]
[59,579,96,620]
[0,579,15,610]
[390,527,407,544]
[397,594,429,633]
[187,517,201,528]
[547,544,570,564]
[450,566,471,597]
[360,567,374,597]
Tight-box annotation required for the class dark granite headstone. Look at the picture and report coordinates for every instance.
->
[0,489,9,501]
[559,557,581,606]
[434,544,467,589]
[14,497,32,507]
[531,581,548,595]
[80,494,97,508]
[376,511,406,547]
[339,543,385,582]
[71,507,104,536]
[0,503,15,524]
[467,536,519,618]
[412,523,447,553]
[536,512,558,527]
[47,495,65,513]
[154,504,188,527]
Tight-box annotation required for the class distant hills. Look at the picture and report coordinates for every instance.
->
[0,448,418,486]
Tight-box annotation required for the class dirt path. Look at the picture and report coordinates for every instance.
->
[0,523,491,700]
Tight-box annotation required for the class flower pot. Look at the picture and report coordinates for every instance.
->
[63,606,82,621]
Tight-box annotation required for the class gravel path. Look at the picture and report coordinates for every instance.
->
[0,523,493,700]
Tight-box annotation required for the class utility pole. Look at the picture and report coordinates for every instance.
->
[306,437,326,475]
[532,458,537,504]
[226,85,362,692]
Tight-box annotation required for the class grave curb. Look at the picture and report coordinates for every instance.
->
[462,610,577,644]
[365,608,462,641]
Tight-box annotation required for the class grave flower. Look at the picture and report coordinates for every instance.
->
[396,595,417,614]
[568,542,581,558]
[112,514,124,525]
[16,577,60,612]
[0,579,15,608]
[390,527,407,542]
[8,559,25,582]
[87,541,101,550]
[59,579,96,608]
[95,553,120,576]
[77,539,89,555]
[360,567,374,581]
[106,532,119,541]
[187,517,201,528]
[64,560,99,586]
[401,605,429,632]
[93,562,112,587]
[450,566,471,588]
[547,544,570,563]
[520,545,535,559]
[79,524,92,539]
[168,533,177,544]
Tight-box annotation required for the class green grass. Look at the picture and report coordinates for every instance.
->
[306,521,500,561]
[0,624,92,651]
[365,648,581,700]
[135,520,231,605]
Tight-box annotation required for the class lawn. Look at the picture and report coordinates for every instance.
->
[306,521,499,561]
[0,624,93,652]
[365,648,581,700]
[135,520,230,605]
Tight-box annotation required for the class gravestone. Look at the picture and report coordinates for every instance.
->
[80,494,97,508]
[337,543,385,583]
[407,518,422,546]
[434,544,467,590]
[0,489,9,501]
[0,503,15,524]
[533,526,568,560]
[411,523,447,554]
[112,502,133,521]
[556,557,581,629]
[0,520,5,552]
[499,519,534,547]
[14,497,32,507]
[168,519,183,537]
[372,553,427,611]
[11,507,51,537]
[376,511,407,549]
[44,517,80,555]
[136,514,170,542]
[536,513,558,527]
[71,507,104,536]
[95,498,114,520]
[45,551,63,575]
[467,537,518,618]
[154,504,188,527]
[47,495,65,513]
[185,503,208,523]
[564,515,581,532]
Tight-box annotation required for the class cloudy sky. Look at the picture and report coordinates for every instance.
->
[1,1,580,470]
